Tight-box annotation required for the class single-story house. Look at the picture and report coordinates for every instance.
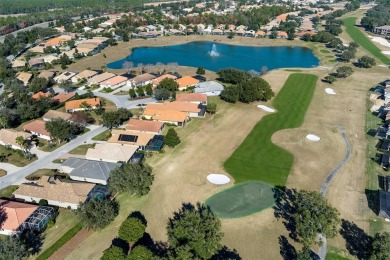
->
[38,71,56,80]
[43,36,69,47]
[71,70,98,83]
[175,76,199,90]
[0,200,37,235]
[88,72,116,85]
[53,92,75,103]
[129,73,156,88]
[86,143,138,163]
[23,120,52,141]
[255,30,266,37]
[278,31,288,38]
[143,108,188,126]
[0,129,32,150]
[108,129,155,150]
[65,98,101,113]
[125,119,165,134]
[374,25,390,36]
[54,71,76,83]
[41,54,59,64]
[28,58,45,69]
[17,72,33,86]
[30,46,45,53]
[32,91,50,100]
[146,101,205,117]
[61,157,121,185]
[13,176,96,210]
[152,74,178,87]
[12,60,26,70]
[176,93,207,105]
[379,190,390,220]
[42,110,72,122]
[194,81,224,96]
[99,75,128,89]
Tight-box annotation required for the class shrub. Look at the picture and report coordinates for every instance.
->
[38,199,48,206]
[118,217,146,243]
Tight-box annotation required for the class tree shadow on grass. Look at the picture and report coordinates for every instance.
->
[128,211,147,226]
[111,237,129,254]
[273,186,298,242]
[211,246,241,260]
[278,235,297,260]
[339,219,372,260]
[135,232,168,258]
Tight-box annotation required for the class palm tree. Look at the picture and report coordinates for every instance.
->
[15,136,28,153]
[79,101,91,110]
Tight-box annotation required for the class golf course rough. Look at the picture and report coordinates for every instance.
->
[224,73,318,186]
[206,181,276,218]
[343,17,390,64]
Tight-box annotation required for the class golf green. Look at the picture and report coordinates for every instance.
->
[206,181,275,218]
[224,73,318,186]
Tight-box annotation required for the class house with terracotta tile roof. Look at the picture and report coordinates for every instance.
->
[17,72,33,86]
[175,76,199,90]
[146,101,205,117]
[176,93,207,105]
[42,110,72,122]
[255,30,266,37]
[143,108,188,126]
[125,119,165,134]
[152,74,178,86]
[278,31,288,38]
[108,129,155,149]
[0,129,32,150]
[99,75,129,88]
[32,91,50,100]
[23,120,52,141]
[44,37,68,47]
[276,14,288,22]
[65,98,101,113]
[0,200,38,235]
[13,176,97,210]
[53,92,75,103]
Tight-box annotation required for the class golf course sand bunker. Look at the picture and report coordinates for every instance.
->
[257,105,275,112]
[306,134,321,141]
[325,88,336,95]
[206,181,275,218]
[383,51,390,56]
[207,174,230,185]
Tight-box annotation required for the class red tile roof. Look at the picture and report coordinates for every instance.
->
[176,93,207,103]
[125,119,164,133]
[23,120,50,137]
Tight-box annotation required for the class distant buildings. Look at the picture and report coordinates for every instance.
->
[374,25,390,36]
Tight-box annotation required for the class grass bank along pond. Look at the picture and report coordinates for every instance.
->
[107,41,320,71]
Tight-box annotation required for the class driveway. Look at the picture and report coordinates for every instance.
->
[0,126,107,189]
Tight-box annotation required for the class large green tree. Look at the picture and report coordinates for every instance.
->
[293,190,340,247]
[370,232,390,260]
[158,78,179,92]
[101,245,126,260]
[239,77,274,103]
[167,202,223,259]
[102,108,131,129]
[164,128,180,148]
[336,66,354,78]
[0,235,28,259]
[118,217,146,244]
[127,245,154,260]
[216,68,251,84]
[79,198,119,230]
[154,88,171,100]
[358,56,376,68]
[109,163,154,196]
[45,118,81,143]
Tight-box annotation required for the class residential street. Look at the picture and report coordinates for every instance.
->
[0,125,106,190]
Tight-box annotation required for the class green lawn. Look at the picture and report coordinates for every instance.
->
[0,185,18,198]
[0,145,37,167]
[69,144,95,155]
[326,247,352,260]
[92,129,111,141]
[343,17,390,64]
[224,73,318,186]
[320,49,331,53]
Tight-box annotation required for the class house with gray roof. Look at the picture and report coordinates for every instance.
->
[194,81,225,96]
[60,157,121,185]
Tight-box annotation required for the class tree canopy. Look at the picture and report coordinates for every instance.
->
[335,66,354,78]
[217,68,251,84]
[118,217,146,244]
[357,56,376,68]
[45,118,82,143]
[0,235,28,260]
[101,245,126,260]
[158,78,179,92]
[109,163,154,196]
[154,88,171,100]
[78,198,119,230]
[164,128,180,148]
[167,202,223,259]
[370,232,390,260]
[127,245,154,260]
[293,190,340,247]
[102,108,132,129]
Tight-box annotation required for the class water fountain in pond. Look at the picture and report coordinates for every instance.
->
[208,44,220,57]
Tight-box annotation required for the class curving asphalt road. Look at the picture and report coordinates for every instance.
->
[318,126,351,260]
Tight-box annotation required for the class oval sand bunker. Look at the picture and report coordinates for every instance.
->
[325,88,336,95]
[306,134,321,141]
[257,105,275,112]
[207,174,231,185]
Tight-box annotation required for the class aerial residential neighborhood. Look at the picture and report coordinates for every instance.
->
[0,0,389,259]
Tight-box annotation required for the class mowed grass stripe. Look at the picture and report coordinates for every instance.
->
[343,17,390,64]
[224,73,318,186]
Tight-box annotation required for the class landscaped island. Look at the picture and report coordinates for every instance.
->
[107,41,320,71]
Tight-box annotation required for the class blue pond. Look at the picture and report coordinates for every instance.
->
[107,41,319,72]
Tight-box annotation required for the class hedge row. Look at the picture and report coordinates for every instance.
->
[36,222,83,260]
